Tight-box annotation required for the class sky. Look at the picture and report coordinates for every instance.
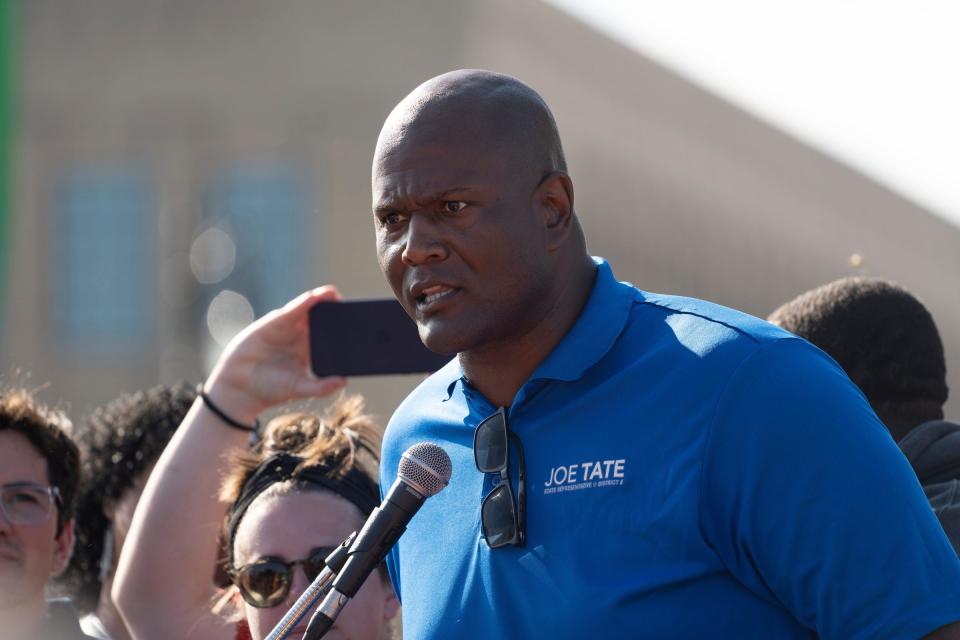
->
[543,0,960,229]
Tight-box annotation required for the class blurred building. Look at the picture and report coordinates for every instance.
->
[5,0,960,423]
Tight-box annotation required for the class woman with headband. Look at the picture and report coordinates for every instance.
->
[112,287,399,640]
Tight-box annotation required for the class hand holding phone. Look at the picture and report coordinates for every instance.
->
[309,299,452,377]
[202,286,348,424]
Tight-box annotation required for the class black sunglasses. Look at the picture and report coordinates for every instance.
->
[230,546,334,608]
[473,407,526,548]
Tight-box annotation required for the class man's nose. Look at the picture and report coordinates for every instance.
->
[401,214,447,266]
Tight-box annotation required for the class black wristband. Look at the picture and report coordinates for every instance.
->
[197,385,260,433]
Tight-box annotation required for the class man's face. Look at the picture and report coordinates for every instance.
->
[0,430,74,611]
[373,138,550,355]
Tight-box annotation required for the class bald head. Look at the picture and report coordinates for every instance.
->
[374,70,566,184]
[371,70,593,375]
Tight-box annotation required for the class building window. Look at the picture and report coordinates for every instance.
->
[195,162,312,357]
[54,166,154,353]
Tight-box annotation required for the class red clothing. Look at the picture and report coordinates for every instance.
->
[236,619,252,640]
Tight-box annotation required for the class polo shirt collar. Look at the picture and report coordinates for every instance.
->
[442,257,634,399]
[442,359,464,401]
[527,257,634,383]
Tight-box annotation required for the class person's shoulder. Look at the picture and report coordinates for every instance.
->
[900,420,960,481]
[900,419,960,452]
[622,290,815,378]
[634,290,790,345]
[622,290,849,406]
[45,599,100,640]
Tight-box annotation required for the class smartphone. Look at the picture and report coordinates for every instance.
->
[309,298,453,377]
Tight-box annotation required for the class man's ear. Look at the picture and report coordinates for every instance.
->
[51,518,75,577]
[536,172,575,251]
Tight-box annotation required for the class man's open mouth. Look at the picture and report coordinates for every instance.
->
[416,285,458,306]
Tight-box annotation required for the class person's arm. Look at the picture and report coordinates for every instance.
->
[113,286,346,639]
[701,338,960,639]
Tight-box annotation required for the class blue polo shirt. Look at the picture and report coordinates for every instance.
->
[381,259,960,639]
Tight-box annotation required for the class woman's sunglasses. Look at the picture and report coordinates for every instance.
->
[230,546,335,608]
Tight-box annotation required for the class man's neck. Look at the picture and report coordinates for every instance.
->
[0,596,48,639]
[460,259,596,408]
[460,336,557,408]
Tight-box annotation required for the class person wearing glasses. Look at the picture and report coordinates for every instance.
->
[371,70,960,638]
[112,286,399,640]
[215,395,397,639]
[0,386,95,639]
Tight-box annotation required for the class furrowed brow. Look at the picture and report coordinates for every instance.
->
[375,187,475,213]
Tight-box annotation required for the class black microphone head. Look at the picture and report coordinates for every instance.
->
[399,443,452,497]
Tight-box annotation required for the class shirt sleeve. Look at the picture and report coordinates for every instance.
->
[700,337,960,640]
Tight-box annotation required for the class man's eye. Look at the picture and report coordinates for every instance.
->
[381,212,403,226]
[441,201,468,214]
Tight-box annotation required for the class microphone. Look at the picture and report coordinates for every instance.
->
[301,442,452,639]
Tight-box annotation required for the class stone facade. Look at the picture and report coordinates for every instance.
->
[6,0,959,421]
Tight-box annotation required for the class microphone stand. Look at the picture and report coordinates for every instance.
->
[264,532,356,640]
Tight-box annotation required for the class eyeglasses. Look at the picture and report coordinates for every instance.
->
[229,546,334,608]
[0,483,61,525]
[473,407,526,548]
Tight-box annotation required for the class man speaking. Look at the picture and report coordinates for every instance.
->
[373,70,960,638]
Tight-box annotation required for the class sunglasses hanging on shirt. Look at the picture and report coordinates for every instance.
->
[473,407,526,548]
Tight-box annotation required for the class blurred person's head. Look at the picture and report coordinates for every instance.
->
[768,277,948,440]
[61,382,196,636]
[372,69,590,357]
[218,394,399,640]
[0,386,79,630]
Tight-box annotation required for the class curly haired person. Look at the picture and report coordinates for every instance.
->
[58,383,197,639]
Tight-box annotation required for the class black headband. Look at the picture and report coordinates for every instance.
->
[226,452,379,568]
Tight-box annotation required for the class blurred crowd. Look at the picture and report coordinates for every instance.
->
[1,273,956,639]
